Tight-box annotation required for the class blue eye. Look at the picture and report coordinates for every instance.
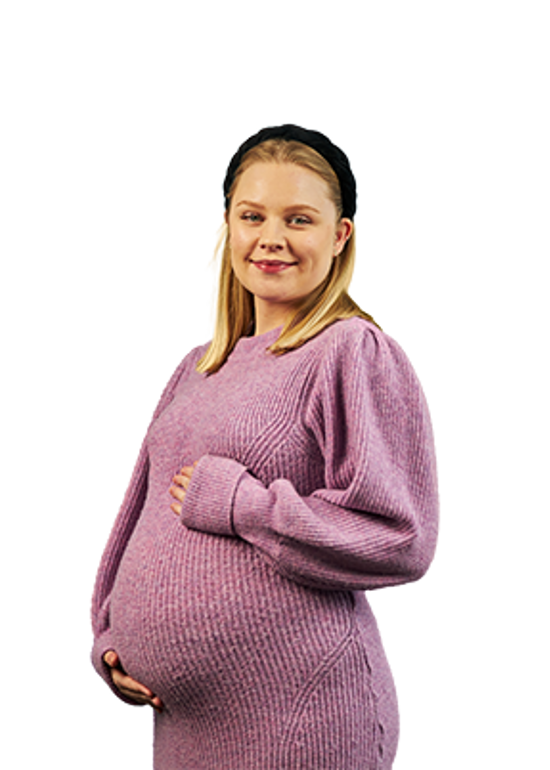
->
[242,212,262,223]
[241,214,311,225]
[289,215,311,226]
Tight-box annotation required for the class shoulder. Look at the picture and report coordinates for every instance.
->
[310,318,424,400]
[316,316,380,347]
[167,341,210,384]
[312,317,407,368]
[152,340,211,418]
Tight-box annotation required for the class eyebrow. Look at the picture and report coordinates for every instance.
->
[234,200,321,214]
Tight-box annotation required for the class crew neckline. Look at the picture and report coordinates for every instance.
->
[234,325,283,353]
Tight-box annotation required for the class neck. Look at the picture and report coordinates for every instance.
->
[253,300,294,336]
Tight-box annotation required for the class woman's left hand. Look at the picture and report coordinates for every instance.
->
[169,463,197,515]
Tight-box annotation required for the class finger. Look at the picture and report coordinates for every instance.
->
[103,650,119,668]
[127,677,153,698]
[171,501,182,516]
[172,475,190,490]
[169,486,185,504]
[113,668,153,697]
[112,671,164,711]
[111,668,154,698]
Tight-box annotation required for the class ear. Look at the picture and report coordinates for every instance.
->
[335,218,353,252]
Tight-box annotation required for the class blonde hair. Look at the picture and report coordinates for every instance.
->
[197,139,378,374]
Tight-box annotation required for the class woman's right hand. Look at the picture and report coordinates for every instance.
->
[103,650,163,712]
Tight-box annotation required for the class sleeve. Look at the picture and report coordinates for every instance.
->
[90,446,150,703]
[179,326,439,591]
[90,346,206,698]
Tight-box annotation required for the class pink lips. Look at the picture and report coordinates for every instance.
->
[251,259,295,265]
[252,260,296,273]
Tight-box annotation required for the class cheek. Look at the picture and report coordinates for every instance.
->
[236,232,250,251]
[229,226,252,260]
[294,233,321,260]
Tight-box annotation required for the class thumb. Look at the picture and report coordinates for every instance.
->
[103,650,119,668]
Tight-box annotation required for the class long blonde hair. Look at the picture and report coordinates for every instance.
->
[197,139,378,374]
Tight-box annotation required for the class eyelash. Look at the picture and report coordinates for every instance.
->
[241,214,311,227]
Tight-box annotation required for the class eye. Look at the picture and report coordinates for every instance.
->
[288,214,312,226]
[241,212,263,223]
[241,214,311,225]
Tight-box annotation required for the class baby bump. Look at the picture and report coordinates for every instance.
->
[110,516,356,711]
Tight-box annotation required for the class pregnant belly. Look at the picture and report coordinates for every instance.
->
[110,514,354,713]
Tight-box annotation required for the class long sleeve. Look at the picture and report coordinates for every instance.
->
[90,346,207,694]
[180,324,439,591]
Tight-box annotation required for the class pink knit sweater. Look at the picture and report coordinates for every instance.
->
[91,318,438,769]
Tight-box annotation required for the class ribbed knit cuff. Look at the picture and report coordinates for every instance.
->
[179,454,247,536]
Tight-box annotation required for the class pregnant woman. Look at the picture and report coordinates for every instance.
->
[91,124,439,770]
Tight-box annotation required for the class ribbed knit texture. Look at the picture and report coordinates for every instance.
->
[91,318,438,770]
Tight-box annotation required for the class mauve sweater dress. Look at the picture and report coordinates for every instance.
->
[91,318,439,770]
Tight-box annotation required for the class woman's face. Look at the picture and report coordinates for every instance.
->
[227,162,353,334]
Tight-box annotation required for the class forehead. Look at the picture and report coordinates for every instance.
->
[232,162,334,210]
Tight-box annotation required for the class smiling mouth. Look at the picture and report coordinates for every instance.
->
[250,259,297,265]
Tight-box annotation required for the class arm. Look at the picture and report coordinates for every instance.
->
[87,343,210,705]
[177,326,439,591]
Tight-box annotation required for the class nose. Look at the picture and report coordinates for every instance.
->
[260,239,283,253]
[259,218,285,252]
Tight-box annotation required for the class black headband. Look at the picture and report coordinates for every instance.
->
[223,124,357,220]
